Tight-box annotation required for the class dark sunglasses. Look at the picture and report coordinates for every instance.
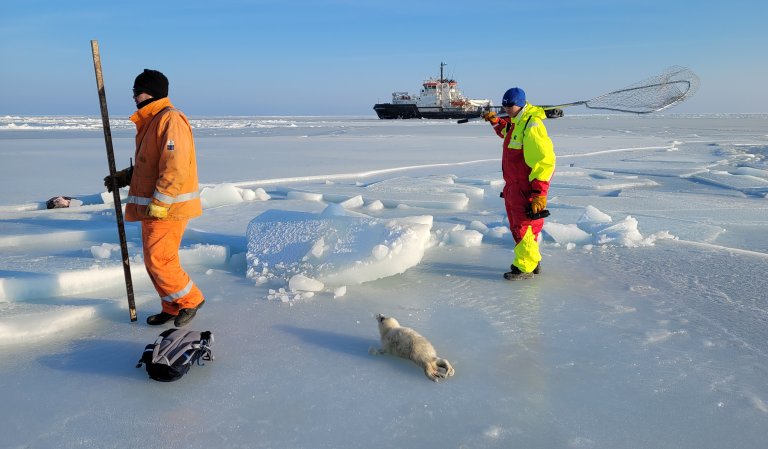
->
[132,88,143,97]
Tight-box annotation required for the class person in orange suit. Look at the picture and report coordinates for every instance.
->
[105,69,205,326]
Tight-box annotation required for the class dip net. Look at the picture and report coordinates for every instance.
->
[578,66,700,113]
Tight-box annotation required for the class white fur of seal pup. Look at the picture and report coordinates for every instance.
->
[371,313,455,382]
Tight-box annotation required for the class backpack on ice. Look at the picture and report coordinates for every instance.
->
[136,328,213,382]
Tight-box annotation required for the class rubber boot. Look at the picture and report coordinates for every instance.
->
[174,300,205,327]
[146,312,175,325]
[504,265,534,281]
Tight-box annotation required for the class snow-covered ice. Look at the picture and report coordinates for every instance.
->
[1,114,767,448]
[245,207,433,288]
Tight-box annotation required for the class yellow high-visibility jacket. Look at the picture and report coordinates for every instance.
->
[492,103,556,198]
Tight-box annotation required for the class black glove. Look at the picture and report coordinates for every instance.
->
[104,166,133,192]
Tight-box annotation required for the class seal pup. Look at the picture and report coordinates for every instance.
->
[372,313,455,382]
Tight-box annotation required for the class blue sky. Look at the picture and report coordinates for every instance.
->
[1,0,766,116]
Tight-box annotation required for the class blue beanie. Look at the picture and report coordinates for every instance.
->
[502,87,526,107]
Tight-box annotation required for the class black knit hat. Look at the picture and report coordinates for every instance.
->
[133,69,169,99]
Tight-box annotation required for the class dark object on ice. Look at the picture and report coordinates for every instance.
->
[136,328,213,382]
[46,196,73,209]
[545,108,564,118]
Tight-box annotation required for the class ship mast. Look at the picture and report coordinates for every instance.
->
[439,62,446,111]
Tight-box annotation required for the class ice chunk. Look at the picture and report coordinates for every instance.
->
[543,222,592,245]
[448,230,483,247]
[201,183,244,208]
[288,274,324,292]
[577,205,613,233]
[246,208,432,290]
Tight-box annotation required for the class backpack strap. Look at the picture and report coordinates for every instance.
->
[136,329,175,368]
[198,331,214,363]
[151,329,200,366]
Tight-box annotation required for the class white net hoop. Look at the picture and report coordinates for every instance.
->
[585,66,700,113]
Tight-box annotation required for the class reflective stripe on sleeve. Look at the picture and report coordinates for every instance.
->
[127,195,152,206]
[153,190,200,204]
[127,190,200,206]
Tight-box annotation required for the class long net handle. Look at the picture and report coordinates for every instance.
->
[91,40,137,322]
[459,66,699,123]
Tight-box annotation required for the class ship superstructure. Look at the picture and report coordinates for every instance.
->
[374,63,494,119]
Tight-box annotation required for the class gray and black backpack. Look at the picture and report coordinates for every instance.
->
[136,328,214,382]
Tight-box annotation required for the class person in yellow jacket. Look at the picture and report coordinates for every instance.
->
[105,69,205,326]
[482,87,556,280]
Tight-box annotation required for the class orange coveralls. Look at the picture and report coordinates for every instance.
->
[125,98,204,315]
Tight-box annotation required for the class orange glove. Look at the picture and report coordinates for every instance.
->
[147,203,169,219]
[530,196,547,214]
[482,111,498,123]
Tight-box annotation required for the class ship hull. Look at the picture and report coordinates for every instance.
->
[373,103,486,120]
[373,104,421,119]
[374,103,563,120]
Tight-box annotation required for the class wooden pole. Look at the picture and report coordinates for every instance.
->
[90,40,137,322]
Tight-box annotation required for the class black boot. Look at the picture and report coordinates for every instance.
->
[174,300,205,327]
[146,312,175,325]
[504,265,534,281]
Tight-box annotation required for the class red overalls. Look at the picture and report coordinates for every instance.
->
[491,104,556,272]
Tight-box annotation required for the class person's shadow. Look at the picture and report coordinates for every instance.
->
[274,324,423,379]
[38,339,146,380]
[274,324,378,360]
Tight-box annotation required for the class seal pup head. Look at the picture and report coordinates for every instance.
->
[375,313,400,337]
